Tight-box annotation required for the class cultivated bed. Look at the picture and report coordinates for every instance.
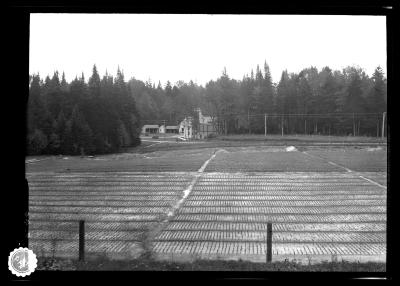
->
[27,144,387,265]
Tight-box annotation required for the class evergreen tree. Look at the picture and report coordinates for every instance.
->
[165,81,172,97]
[43,71,62,118]
[60,72,69,92]
[368,66,386,113]
[88,64,101,98]
[70,105,95,155]
[28,74,54,139]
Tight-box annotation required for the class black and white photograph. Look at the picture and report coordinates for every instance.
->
[7,3,395,280]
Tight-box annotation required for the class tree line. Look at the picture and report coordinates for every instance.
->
[131,61,386,136]
[28,66,141,155]
[28,62,386,155]
[130,62,387,136]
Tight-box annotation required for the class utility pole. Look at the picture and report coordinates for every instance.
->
[304,119,307,135]
[382,112,386,139]
[163,120,166,137]
[281,115,284,136]
[248,108,250,135]
[377,118,379,138]
[264,114,267,137]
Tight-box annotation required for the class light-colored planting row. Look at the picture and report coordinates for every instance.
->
[191,187,383,193]
[28,175,193,180]
[97,164,200,170]
[164,222,386,232]
[184,200,385,207]
[177,206,386,214]
[205,163,339,172]
[186,194,386,202]
[30,213,162,221]
[198,175,366,181]
[205,166,340,172]
[26,173,196,180]
[172,213,386,223]
[200,172,359,178]
[29,181,190,187]
[29,221,157,231]
[28,175,191,179]
[30,240,142,254]
[26,170,196,175]
[29,195,180,201]
[29,230,146,241]
[29,191,179,196]
[29,206,170,214]
[29,186,185,191]
[271,232,386,243]
[198,177,368,182]
[196,181,373,186]
[272,243,386,256]
[29,200,173,207]
[198,175,368,179]
[154,231,385,243]
[152,241,386,256]
[187,195,386,200]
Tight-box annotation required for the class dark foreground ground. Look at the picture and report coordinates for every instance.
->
[38,255,386,272]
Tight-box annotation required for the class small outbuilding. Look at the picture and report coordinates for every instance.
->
[142,125,159,134]
[166,126,179,134]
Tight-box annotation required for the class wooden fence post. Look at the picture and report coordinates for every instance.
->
[79,220,85,261]
[382,112,386,139]
[267,222,272,263]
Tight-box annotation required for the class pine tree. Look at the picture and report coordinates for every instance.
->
[60,72,69,92]
[44,71,62,118]
[260,61,274,114]
[157,81,162,90]
[88,65,101,98]
[368,66,386,113]
[165,81,172,97]
[28,74,54,141]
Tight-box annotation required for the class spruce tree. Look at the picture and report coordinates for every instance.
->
[368,66,386,113]
[165,81,172,97]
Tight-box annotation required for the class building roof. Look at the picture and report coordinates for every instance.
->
[166,126,179,129]
[143,125,159,128]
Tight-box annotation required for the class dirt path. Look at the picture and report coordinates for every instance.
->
[143,149,227,255]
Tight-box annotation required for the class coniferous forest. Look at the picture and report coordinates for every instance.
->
[28,62,387,155]
[28,66,141,155]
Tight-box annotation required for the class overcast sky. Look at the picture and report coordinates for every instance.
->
[30,14,386,86]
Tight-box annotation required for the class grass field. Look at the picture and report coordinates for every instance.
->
[216,134,387,143]
[26,136,387,270]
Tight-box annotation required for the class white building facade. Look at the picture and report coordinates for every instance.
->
[179,108,217,139]
[179,117,193,139]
